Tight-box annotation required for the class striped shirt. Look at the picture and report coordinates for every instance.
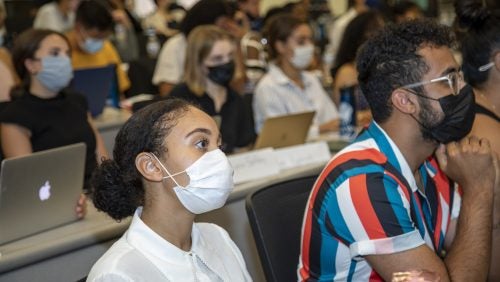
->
[298,122,461,281]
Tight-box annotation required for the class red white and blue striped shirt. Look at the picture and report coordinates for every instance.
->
[298,122,461,281]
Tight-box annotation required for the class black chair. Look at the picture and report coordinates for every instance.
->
[246,174,318,282]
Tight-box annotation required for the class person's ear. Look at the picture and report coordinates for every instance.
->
[391,88,417,115]
[493,51,500,71]
[135,152,164,182]
[24,58,39,75]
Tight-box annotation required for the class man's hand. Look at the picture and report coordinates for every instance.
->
[434,136,497,282]
[435,136,497,195]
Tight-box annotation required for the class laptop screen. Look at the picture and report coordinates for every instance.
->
[0,143,86,245]
[254,111,315,149]
[71,65,116,117]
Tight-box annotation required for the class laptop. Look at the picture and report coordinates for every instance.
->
[254,111,315,149]
[71,65,117,117]
[0,143,86,245]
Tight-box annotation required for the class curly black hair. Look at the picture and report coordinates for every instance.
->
[455,0,500,88]
[356,19,456,123]
[91,98,192,220]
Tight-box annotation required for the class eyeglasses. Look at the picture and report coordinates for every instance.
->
[400,70,463,96]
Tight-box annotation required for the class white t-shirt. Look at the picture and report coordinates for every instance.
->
[152,33,186,85]
[33,2,75,33]
[87,208,252,281]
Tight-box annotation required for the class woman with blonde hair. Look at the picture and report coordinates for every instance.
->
[170,25,255,153]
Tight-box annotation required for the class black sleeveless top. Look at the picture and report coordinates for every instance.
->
[475,103,500,122]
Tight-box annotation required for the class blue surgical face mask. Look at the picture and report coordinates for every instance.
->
[81,37,104,54]
[36,56,74,93]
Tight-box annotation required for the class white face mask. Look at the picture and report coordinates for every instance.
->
[151,149,234,214]
[291,44,314,69]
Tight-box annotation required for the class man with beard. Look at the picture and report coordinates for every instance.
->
[298,19,499,282]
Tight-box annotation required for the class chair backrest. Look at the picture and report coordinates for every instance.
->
[246,174,318,282]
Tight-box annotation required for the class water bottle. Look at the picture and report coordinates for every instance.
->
[114,23,127,44]
[339,86,357,141]
[145,27,160,58]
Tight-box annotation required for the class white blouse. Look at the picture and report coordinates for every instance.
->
[253,63,339,134]
[87,208,252,281]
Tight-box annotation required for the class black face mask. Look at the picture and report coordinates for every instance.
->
[207,61,235,86]
[415,84,476,144]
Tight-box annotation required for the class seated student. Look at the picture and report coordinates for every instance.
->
[298,19,498,281]
[456,1,500,280]
[0,29,109,218]
[142,0,183,38]
[237,0,263,32]
[233,4,267,96]
[0,0,13,49]
[152,0,246,96]
[170,25,255,153]
[65,0,131,97]
[392,0,423,23]
[331,11,384,125]
[0,47,19,102]
[33,0,79,33]
[106,0,140,63]
[87,98,252,281]
[325,0,368,69]
[253,14,339,136]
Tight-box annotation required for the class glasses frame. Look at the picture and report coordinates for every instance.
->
[400,71,463,96]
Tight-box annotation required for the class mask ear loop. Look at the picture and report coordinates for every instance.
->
[150,153,183,187]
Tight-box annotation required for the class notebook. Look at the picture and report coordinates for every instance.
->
[254,111,315,149]
[0,143,86,245]
[71,65,116,117]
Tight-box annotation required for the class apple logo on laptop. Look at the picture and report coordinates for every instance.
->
[38,181,51,201]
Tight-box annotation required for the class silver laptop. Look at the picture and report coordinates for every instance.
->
[254,111,315,149]
[0,143,86,245]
